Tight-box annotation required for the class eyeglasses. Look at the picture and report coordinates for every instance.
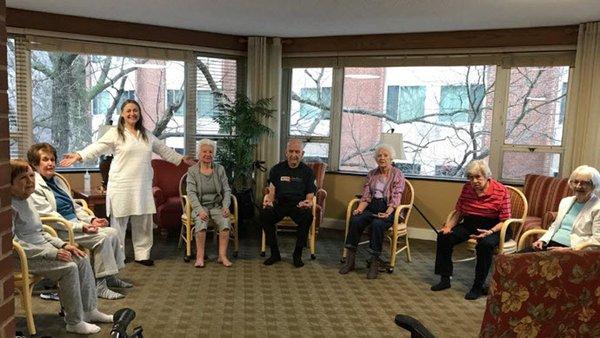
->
[570,180,593,187]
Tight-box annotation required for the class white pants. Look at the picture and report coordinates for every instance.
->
[110,214,154,261]
[63,221,125,278]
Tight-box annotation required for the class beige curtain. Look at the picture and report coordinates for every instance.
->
[566,22,600,170]
[247,36,282,194]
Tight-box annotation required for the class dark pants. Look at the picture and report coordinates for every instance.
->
[260,201,313,254]
[518,240,567,253]
[344,198,393,257]
[434,215,510,288]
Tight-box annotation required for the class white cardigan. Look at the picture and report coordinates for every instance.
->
[77,127,182,217]
[539,194,600,248]
[30,172,93,232]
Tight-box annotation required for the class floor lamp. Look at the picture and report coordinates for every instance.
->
[380,132,439,234]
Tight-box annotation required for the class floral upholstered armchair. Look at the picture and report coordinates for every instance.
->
[480,250,600,338]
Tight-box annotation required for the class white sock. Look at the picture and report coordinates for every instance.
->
[66,321,101,334]
[84,309,113,323]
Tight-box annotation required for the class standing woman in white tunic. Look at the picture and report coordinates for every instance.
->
[60,99,196,266]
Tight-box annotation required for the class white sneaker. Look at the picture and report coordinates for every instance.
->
[84,309,114,323]
[66,321,101,334]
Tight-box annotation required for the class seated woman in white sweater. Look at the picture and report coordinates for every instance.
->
[522,165,600,251]
[11,159,112,335]
[28,142,129,300]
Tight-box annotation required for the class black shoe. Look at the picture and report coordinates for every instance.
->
[293,254,304,268]
[263,255,281,266]
[430,277,451,291]
[135,259,154,266]
[465,287,484,300]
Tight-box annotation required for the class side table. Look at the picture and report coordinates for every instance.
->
[73,188,107,219]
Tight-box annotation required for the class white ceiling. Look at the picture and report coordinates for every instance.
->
[8,0,600,38]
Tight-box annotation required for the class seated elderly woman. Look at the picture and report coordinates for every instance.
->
[339,143,405,279]
[27,143,129,300]
[430,160,511,300]
[186,139,233,268]
[11,159,112,334]
[522,165,600,252]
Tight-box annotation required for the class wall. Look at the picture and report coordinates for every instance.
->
[0,1,14,336]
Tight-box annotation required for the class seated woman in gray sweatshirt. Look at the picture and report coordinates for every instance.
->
[11,159,112,335]
[186,139,233,268]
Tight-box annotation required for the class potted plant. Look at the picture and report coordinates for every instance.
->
[213,93,274,220]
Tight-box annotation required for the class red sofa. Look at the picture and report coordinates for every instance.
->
[480,250,600,337]
[151,159,191,233]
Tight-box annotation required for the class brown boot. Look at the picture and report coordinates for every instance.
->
[366,255,379,279]
[339,249,356,274]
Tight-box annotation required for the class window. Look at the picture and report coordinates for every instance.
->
[303,142,330,163]
[92,90,134,116]
[289,68,332,137]
[195,55,241,136]
[386,85,426,122]
[339,66,494,176]
[8,35,246,169]
[29,51,186,166]
[166,89,185,116]
[500,66,570,181]
[558,82,568,125]
[7,38,17,158]
[197,89,216,117]
[299,87,331,119]
[439,84,484,123]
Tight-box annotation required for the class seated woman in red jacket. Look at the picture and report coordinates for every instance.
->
[431,160,511,300]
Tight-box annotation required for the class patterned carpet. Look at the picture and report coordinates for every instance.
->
[15,227,487,337]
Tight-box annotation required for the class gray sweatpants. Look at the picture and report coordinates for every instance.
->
[28,256,97,325]
[61,223,125,278]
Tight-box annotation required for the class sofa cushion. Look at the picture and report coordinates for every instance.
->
[523,174,571,218]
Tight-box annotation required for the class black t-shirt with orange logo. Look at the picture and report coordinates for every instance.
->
[268,161,316,205]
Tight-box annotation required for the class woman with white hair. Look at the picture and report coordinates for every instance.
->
[339,143,405,279]
[524,165,600,251]
[431,160,511,300]
[186,139,233,267]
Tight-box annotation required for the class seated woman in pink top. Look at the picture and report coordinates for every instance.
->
[339,144,405,280]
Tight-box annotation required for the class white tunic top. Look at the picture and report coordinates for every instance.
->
[77,127,183,218]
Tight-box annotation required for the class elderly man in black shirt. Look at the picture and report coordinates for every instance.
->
[261,139,316,267]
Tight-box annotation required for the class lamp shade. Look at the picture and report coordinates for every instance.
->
[380,133,407,160]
